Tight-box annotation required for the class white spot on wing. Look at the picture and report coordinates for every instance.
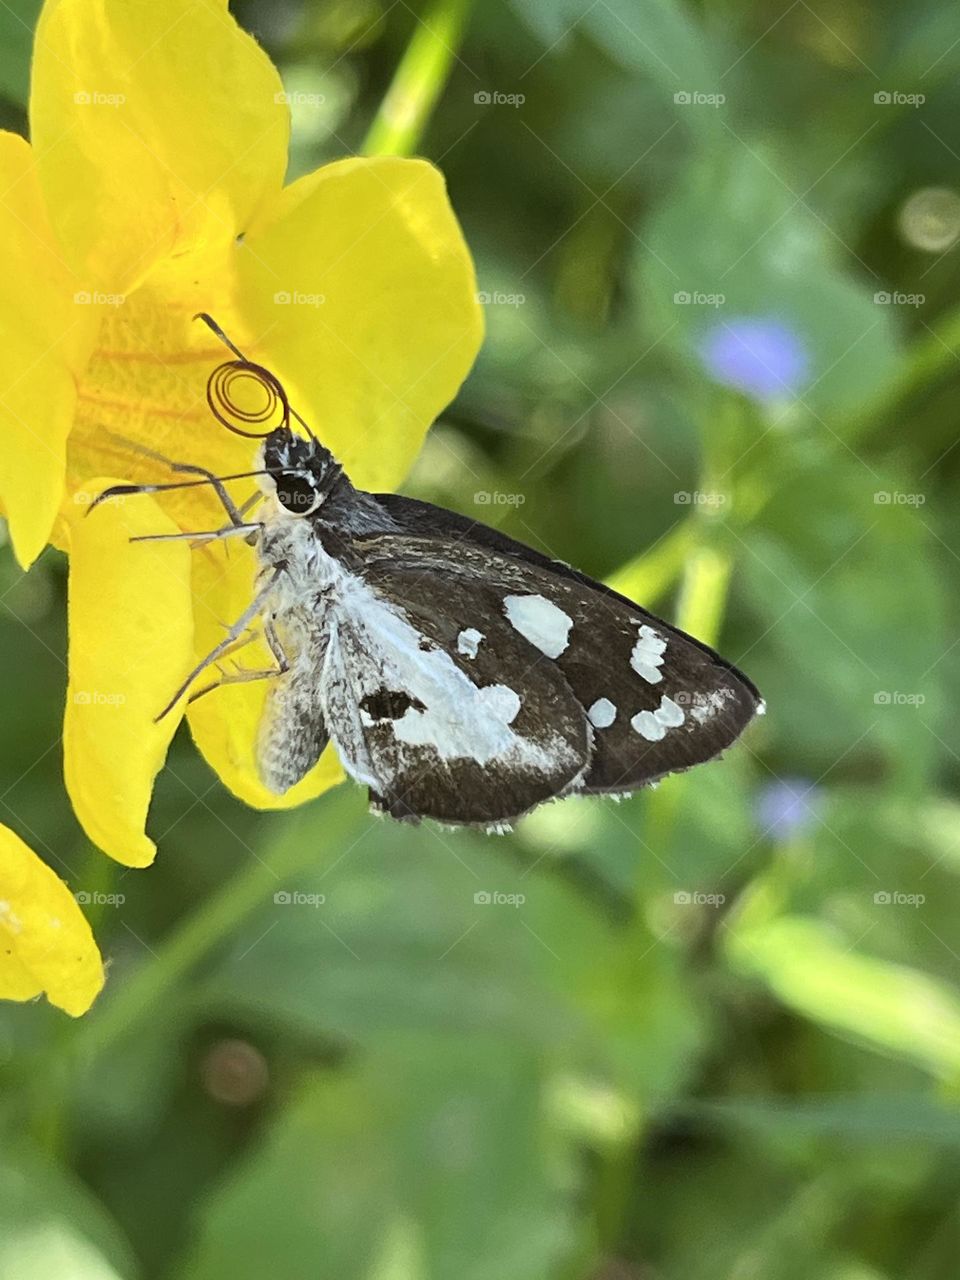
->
[457,627,484,659]
[631,694,686,741]
[657,695,685,728]
[631,710,665,741]
[588,697,617,729]
[478,684,521,724]
[631,624,666,684]
[690,687,734,724]
[503,594,573,659]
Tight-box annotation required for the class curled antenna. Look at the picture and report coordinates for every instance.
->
[206,358,290,439]
[194,312,318,442]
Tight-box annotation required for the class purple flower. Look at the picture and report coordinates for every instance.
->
[699,317,809,401]
[755,777,818,841]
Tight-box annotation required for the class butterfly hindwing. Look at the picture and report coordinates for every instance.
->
[314,561,591,825]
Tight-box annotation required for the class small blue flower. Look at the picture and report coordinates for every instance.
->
[756,777,817,841]
[699,317,809,401]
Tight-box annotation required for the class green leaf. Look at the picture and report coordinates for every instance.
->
[685,1093,960,1148]
[637,146,904,417]
[510,0,719,115]
[0,0,41,106]
[724,913,960,1081]
[0,1147,137,1280]
[200,813,706,1104]
[182,1043,577,1280]
[738,457,943,785]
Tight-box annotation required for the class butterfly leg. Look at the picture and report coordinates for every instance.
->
[154,566,285,722]
[100,437,253,528]
[130,523,262,546]
[188,620,290,700]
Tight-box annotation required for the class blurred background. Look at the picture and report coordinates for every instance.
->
[2,0,960,1276]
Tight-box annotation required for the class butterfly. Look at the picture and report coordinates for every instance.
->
[99,314,763,831]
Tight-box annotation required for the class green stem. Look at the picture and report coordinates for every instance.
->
[361,0,473,157]
[604,518,698,605]
[841,300,960,441]
[72,787,364,1066]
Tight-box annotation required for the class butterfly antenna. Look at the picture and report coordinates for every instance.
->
[193,312,319,442]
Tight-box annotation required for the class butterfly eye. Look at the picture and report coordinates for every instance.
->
[275,471,322,516]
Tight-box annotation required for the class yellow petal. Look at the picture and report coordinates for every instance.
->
[64,481,195,866]
[31,0,288,293]
[237,156,484,491]
[0,131,97,566]
[186,540,344,808]
[0,825,104,1016]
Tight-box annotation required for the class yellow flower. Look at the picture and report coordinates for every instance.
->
[0,824,104,1016]
[0,0,483,867]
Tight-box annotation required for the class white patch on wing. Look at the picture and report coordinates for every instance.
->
[630,624,667,684]
[631,710,665,741]
[503,593,573,659]
[314,570,570,781]
[457,627,484,658]
[656,695,685,728]
[631,694,686,741]
[588,697,617,729]
[689,687,735,724]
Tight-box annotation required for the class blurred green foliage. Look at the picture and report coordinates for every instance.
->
[3,0,960,1277]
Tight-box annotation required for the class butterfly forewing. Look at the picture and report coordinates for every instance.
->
[351,519,761,811]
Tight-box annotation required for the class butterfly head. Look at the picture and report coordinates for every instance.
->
[260,428,341,518]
